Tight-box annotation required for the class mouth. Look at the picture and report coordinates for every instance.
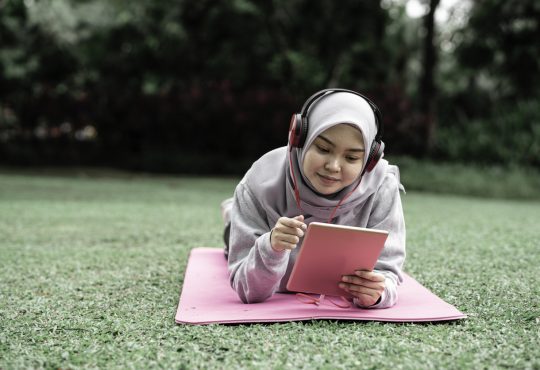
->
[317,173,340,184]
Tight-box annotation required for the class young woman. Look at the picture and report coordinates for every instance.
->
[221,89,406,308]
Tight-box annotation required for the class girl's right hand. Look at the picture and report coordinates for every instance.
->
[270,215,307,252]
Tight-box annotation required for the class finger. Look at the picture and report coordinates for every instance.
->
[293,215,306,229]
[340,283,380,299]
[281,216,307,231]
[274,223,304,238]
[275,240,298,250]
[354,270,385,282]
[271,237,296,252]
[276,233,300,245]
[341,275,385,289]
[275,225,304,238]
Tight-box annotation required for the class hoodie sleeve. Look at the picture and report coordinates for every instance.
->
[355,173,406,309]
[227,182,290,303]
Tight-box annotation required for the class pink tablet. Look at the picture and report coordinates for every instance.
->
[286,222,389,298]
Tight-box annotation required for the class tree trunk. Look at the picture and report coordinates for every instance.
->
[419,0,440,153]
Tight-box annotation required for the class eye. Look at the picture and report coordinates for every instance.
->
[316,145,330,154]
[346,156,361,162]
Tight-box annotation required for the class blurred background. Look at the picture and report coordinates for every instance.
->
[1,0,539,178]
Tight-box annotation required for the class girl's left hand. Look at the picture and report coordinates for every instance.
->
[339,270,385,307]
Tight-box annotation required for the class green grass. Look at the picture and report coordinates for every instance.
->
[0,169,539,369]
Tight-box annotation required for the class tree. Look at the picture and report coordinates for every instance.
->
[418,0,440,153]
[433,0,540,166]
[455,0,540,101]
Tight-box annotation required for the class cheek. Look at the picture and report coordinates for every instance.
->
[344,162,364,182]
[302,151,321,174]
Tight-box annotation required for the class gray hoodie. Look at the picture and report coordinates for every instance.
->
[227,91,406,309]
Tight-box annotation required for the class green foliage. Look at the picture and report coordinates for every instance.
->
[26,0,117,45]
[455,0,540,99]
[1,0,539,170]
[1,0,404,171]
[436,99,540,167]
[432,0,540,168]
[0,172,539,368]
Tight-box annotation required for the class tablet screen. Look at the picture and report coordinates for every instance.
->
[286,222,388,298]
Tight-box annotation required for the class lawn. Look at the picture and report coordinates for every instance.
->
[0,169,539,369]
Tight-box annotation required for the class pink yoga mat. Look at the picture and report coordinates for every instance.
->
[175,248,466,325]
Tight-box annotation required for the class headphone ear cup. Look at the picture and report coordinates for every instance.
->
[297,115,308,148]
[288,113,307,148]
[365,140,385,173]
[288,114,299,147]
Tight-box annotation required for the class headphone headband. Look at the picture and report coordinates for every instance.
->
[299,88,383,141]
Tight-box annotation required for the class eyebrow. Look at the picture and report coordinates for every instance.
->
[317,135,365,152]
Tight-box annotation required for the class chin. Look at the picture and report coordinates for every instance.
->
[314,184,345,195]
[315,189,334,195]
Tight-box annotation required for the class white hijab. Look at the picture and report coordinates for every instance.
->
[243,91,396,224]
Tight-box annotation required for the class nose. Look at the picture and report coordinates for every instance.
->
[324,157,340,172]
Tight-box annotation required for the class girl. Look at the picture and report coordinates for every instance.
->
[221,89,406,308]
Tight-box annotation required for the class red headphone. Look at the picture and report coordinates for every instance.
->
[289,88,385,175]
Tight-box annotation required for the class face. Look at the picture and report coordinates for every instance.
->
[302,124,365,195]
